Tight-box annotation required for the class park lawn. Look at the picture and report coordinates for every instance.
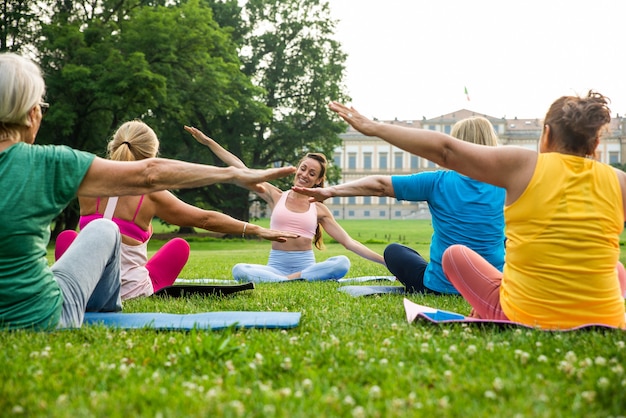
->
[2,219,625,417]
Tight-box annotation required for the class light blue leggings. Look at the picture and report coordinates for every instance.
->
[232,249,350,283]
[52,219,122,328]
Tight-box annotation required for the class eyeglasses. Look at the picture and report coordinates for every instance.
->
[39,102,49,116]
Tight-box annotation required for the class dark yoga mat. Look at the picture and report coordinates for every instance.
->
[338,285,406,297]
[153,282,255,298]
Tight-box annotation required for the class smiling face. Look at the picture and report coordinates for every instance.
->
[293,153,327,188]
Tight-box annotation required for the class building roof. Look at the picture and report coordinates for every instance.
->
[422,109,502,123]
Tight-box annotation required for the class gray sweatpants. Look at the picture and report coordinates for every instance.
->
[52,218,122,328]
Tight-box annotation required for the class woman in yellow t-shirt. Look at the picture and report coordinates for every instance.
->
[328,92,626,330]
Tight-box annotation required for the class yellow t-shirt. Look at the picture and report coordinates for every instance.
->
[501,153,625,329]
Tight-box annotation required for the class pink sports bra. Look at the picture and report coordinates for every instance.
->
[270,191,317,239]
[79,196,152,243]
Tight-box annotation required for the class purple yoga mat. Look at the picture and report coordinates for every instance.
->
[403,298,625,331]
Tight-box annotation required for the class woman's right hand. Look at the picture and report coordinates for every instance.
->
[291,185,333,202]
[184,125,247,169]
[256,227,299,243]
[232,167,295,194]
[184,125,214,146]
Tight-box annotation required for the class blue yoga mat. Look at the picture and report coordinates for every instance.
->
[83,311,301,330]
[403,298,624,331]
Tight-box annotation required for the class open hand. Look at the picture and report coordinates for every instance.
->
[291,185,332,202]
[184,125,212,146]
[235,167,296,193]
[257,227,299,242]
[328,101,378,136]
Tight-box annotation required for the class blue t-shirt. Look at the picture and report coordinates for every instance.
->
[0,142,94,330]
[392,170,505,294]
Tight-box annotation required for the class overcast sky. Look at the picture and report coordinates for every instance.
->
[327,0,626,121]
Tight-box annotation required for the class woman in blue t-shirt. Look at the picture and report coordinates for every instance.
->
[293,116,505,294]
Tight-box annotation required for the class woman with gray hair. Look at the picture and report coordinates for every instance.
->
[0,52,296,330]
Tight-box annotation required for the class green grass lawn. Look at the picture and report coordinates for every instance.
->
[2,219,625,417]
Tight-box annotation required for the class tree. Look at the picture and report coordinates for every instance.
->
[35,0,259,233]
[0,0,43,53]
[8,0,351,231]
[192,0,350,220]
[35,1,169,234]
[118,0,268,225]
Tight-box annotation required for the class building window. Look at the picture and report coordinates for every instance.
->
[348,196,356,204]
[364,210,370,217]
[410,155,419,170]
[348,153,357,169]
[444,125,451,134]
[609,151,619,164]
[332,197,341,204]
[395,210,402,217]
[394,152,403,170]
[379,197,387,204]
[333,210,340,217]
[379,152,388,170]
[363,152,372,170]
[348,210,355,217]
[379,210,386,217]
[333,154,341,167]
[363,196,371,205]
[427,160,436,168]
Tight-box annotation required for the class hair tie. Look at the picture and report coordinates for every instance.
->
[122,141,131,149]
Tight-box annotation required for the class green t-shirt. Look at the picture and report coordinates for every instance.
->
[0,142,95,330]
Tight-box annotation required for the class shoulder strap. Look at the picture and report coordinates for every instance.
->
[103,197,119,220]
[131,195,145,222]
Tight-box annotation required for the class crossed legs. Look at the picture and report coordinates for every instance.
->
[442,244,508,320]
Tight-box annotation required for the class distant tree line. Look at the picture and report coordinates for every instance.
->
[1,0,348,235]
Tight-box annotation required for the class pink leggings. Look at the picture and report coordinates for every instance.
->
[442,244,626,320]
[55,230,189,293]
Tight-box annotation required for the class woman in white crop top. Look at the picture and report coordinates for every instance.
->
[185,126,386,283]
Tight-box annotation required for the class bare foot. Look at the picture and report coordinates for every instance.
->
[468,309,482,319]
[287,272,302,280]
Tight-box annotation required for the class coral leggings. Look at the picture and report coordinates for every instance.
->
[442,244,626,320]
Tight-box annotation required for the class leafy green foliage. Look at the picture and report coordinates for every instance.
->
[0,0,41,52]
[189,0,350,219]
[17,0,349,228]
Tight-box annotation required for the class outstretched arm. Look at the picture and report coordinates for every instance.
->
[184,125,281,204]
[293,175,394,202]
[153,191,298,242]
[78,157,295,198]
[328,101,537,203]
[317,204,386,266]
[184,126,247,169]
